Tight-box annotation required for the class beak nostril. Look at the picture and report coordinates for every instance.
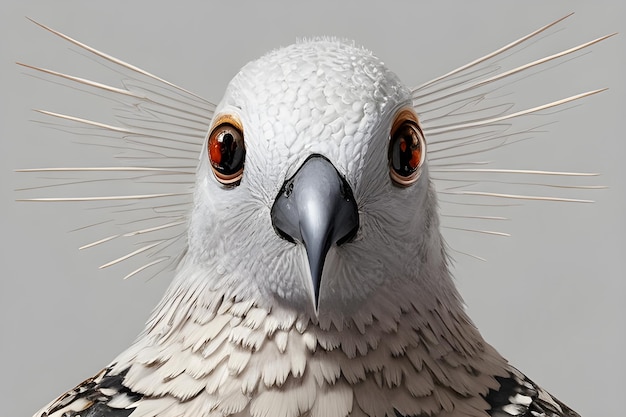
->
[284,181,294,197]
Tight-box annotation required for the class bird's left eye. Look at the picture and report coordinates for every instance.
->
[388,109,426,187]
[207,119,245,186]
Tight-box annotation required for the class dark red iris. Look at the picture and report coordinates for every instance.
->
[389,121,424,184]
[208,123,245,185]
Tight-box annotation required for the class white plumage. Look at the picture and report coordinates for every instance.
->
[16,13,614,417]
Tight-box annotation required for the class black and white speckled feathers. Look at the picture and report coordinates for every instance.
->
[484,368,580,417]
[36,367,140,417]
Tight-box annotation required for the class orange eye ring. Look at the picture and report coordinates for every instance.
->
[207,115,245,186]
[388,108,426,187]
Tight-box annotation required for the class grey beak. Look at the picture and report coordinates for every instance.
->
[270,155,359,308]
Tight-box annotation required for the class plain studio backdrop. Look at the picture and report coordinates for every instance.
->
[1,2,624,417]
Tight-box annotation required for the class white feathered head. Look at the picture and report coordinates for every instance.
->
[185,40,451,325]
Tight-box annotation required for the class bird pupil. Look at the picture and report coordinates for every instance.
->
[391,124,420,177]
[212,129,244,175]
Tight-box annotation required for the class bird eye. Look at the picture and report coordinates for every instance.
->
[388,109,426,187]
[207,118,245,186]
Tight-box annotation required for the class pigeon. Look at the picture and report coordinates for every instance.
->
[18,14,613,417]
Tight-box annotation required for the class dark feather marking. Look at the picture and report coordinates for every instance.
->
[485,371,581,417]
[65,403,134,417]
[392,369,580,417]
[40,367,141,417]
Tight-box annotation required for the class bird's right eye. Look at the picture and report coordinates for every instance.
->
[388,108,426,187]
[207,119,245,186]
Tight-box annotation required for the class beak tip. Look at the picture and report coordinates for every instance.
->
[307,251,323,310]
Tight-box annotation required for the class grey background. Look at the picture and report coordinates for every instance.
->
[1,1,624,417]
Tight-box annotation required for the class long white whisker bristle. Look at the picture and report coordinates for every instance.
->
[80,234,120,250]
[441,190,594,203]
[123,257,170,280]
[34,109,135,134]
[123,220,186,237]
[466,34,614,91]
[27,18,212,104]
[34,110,204,149]
[416,34,614,109]
[17,62,141,98]
[432,177,606,191]
[441,214,509,221]
[413,13,575,93]
[15,167,194,174]
[99,241,165,269]
[447,247,487,262]
[442,226,511,237]
[430,168,599,176]
[17,193,190,202]
[427,89,606,135]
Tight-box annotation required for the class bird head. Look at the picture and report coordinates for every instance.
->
[187,39,453,328]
